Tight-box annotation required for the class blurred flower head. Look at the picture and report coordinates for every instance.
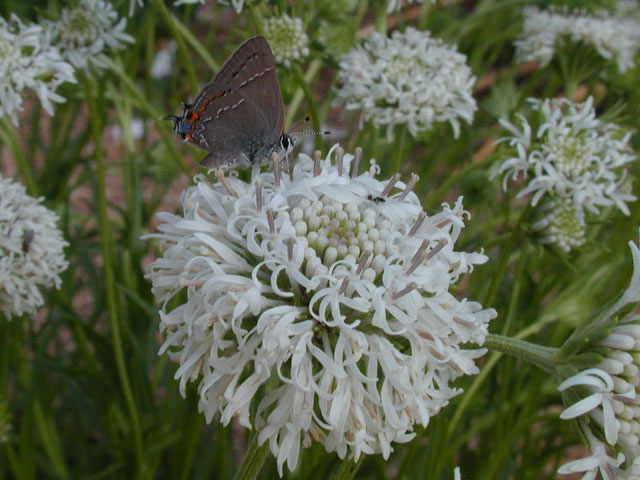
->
[334,27,477,140]
[531,197,586,253]
[0,14,75,126]
[263,15,309,68]
[45,0,134,70]
[515,6,640,72]
[495,96,636,217]
[145,146,495,474]
[150,40,176,79]
[557,236,640,476]
[0,175,69,319]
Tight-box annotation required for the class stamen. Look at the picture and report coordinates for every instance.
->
[408,211,427,237]
[197,207,219,224]
[392,282,418,301]
[398,173,419,201]
[338,277,350,295]
[351,147,362,178]
[424,238,448,261]
[355,250,372,276]
[379,173,401,198]
[287,237,295,262]
[215,168,239,198]
[313,150,322,177]
[267,208,276,236]
[411,239,430,265]
[435,218,453,229]
[272,152,281,189]
[255,179,263,212]
[405,252,424,276]
[336,147,344,176]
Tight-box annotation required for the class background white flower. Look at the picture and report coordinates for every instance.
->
[334,27,477,140]
[515,6,640,72]
[263,15,309,68]
[0,15,75,126]
[531,197,586,253]
[557,238,640,475]
[495,96,636,217]
[45,0,134,70]
[0,175,69,319]
[145,146,495,474]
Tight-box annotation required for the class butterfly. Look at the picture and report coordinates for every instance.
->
[167,36,293,169]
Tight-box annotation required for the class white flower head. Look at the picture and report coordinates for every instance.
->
[145,146,496,475]
[334,28,477,140]
[531,197,586,253]
[558,237,640,473]
[515,6,640,72]
[0,15,75,126]
[558,425,625,480]
[0,175,69,319]
[263,15,309,68]
[495,96,636,217]
[45,0,134,70]
[150,40,176,79]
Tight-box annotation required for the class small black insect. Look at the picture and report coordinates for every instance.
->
[22,230,34,253]
[367,194,386,204]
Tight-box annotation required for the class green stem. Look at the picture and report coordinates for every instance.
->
[483,334,558,373]
[152,0,199,93]
[374,2,388,34]
[0,117,38,196]
[101,57,191,177]
[249,5,265,35]
[391,125,406,175]
[32,400,69,479]
[423,152,496,210]
[85,76,147,479]
[286,59,322,130]
[481,204,531,307]
[161,4,218,71]
[332,456,363,480]
[232,432,269,480]
[292,63,323,151]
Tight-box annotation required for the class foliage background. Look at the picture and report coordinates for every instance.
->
[0,0,639,479]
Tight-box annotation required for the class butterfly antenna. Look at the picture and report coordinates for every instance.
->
[292,129,331,137]
[289,116,331,137]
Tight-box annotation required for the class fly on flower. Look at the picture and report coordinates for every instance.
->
[167,35,295,169]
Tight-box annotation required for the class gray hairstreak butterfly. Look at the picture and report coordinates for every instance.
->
[167,36,293,169]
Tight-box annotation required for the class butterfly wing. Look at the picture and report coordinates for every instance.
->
[184,36,285,168]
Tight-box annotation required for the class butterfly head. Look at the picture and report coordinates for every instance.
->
[165,103,195,139]
[280,133,295,156]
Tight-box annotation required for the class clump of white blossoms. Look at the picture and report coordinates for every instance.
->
[45,0,134,70]
[0,15,75,126]
[531,197,586,253]
[495,96,636,218]
[515,6,640,72]
[334,28,477,140]
[263,15,309,68]
[556,237,640,478]
[145,146,496,474]
[0,175,69,319]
